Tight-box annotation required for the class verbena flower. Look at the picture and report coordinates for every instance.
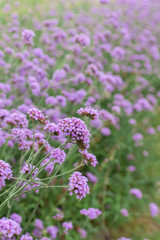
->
[27,108,48,125]
[78,228,87,238]
[52,213,64,220]
[44,122,60,135]
[81,150,98,167]
[46,226,58,239]
[149,202,159,217]
[0,217,22,238]
[10,213,22,224]
[129,188,143,199]
[0,160,12,189]
[58,117,90,149]
[62,221,73,234]
[120,209,129,217]
[20,163,39,177]
[22,29,35,44]
[20,233,33,240]
[68,172,90,200]
[80,208,102,219]
[77,106,99,120]
[50,148,66,165]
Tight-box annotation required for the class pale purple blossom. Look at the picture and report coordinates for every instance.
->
[130,188,143,199]
[68,172,90,200]
[80,208,102,220]
[149,203,159,217]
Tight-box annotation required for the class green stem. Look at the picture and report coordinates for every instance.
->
[41,163,85,181]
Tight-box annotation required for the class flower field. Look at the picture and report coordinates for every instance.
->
[1,0,160,239]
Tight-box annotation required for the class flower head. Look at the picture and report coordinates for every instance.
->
[80,208,102,220]
[22,29,35,44]
[129,188,143,199]
[77,106,98,120]
[0,217,22,238]
[0,160,12,190]
[62,221,73,234]
[27,108,48,125]
[68,172,90,200]
[149,203,159,217]
[58,117,90,149]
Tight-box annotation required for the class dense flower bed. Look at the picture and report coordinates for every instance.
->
[0,0,160,239]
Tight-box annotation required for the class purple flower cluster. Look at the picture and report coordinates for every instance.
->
[0,217,22,238]
[68,172,90,200]
[50,148,66,165]
[10,213,22,224]
[20,163,39,177]
[22,29,35,44]
[149,202,159,217]
[20,233,33,240]
[0,160,12,189]
[118,237,131,240]
[129,188,143,199]
[120,208,129,217]
[52,213,64,220]
[80,208,102,220]
[46,226,58,239]
[5,112,28,128]
[73,34,90,46]
[78,228,87,238]
[44,122,60,135]
[27,108,48,125]
[77,106,99,120]
[58,117,91,149]
[62,221,73,234]
[81,150,98,167]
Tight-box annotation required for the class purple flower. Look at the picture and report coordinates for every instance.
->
[143,150,149,156]
[58,117,91,150]
[72,34,90,46]
[78,228,87,238]
[100,0,109,4]
[149,203,159,217]
[132,133,143,142]
[147,127,155,135]
[129,188,143,199]
[5,112,28,128]
[85,64,99,77]
[68,172,90,200]
[0,160,12,190]
[80,208,102,220]
[101,127,111,136]
[86,172,98,183]
[129,119,136,125]
[50,148,66,165]
[20,163,39,177]
[120,209,129,217]
[34,219,44,230]
[52,213,64,220]
[112,47,125,61]
[81,150,98,167]
[44,123,60,136]
[117,237,131,240]
[27,108,48,125]
[22,29,35,44]
[10,213,22,224]
[127,154,135,161]
[62,221,73,234]
[53,69,66,82]
[20,233,33,240]
[77,106,99,120]
[127,166,136,172]
[0,217,22,238]
[46,226,58,239]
